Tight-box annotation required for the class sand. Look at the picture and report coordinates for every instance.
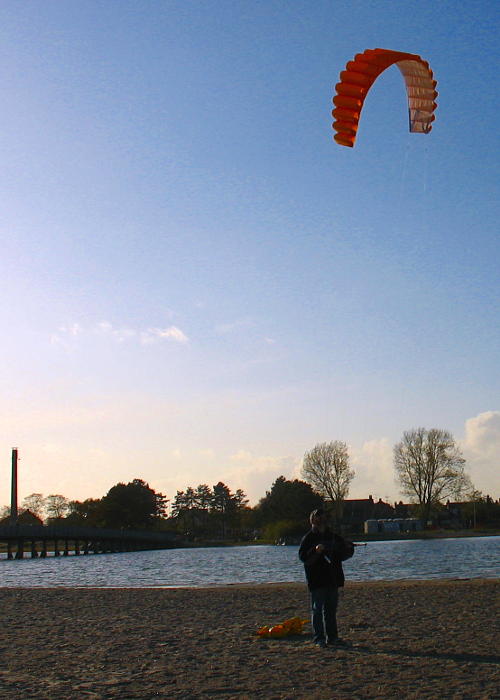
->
[0,579,498,699]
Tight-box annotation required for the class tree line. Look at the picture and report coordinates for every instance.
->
[2,426,499,536]
[1,479,168,531]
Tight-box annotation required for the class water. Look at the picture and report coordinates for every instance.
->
[0,536,498,588]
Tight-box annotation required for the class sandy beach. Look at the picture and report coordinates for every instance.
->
[0,579,498,699]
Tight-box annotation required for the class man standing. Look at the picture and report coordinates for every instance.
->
[298,508,351,648]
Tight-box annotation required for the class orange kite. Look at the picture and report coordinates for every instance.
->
[332,48,438,147]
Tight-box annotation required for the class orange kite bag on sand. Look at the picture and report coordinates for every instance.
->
[257,616,309,639]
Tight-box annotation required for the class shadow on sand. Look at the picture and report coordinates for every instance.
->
[347,644,499,665]
[262,637,499,666]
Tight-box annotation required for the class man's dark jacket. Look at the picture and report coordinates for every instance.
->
[298,527,346,591]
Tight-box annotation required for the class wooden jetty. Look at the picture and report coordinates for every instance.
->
[0,524,181,560]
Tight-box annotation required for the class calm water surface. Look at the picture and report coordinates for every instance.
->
[0,536,498,588]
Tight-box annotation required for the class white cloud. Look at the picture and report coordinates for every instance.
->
[460,411,500,496]
[52,321,188,346]
[147,326,189,344]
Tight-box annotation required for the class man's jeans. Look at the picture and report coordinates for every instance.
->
[310,586,338,643]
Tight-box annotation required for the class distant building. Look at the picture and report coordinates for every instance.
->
[0,509,43,526]
[393,501,416,518]
[340,496,395,532]
[364,517,422,534]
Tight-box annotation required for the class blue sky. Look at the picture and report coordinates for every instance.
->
[1,0,498,507]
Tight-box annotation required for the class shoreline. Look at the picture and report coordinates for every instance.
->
[181,530,500,547]
[1,578,498,698]
[1,575,497,590]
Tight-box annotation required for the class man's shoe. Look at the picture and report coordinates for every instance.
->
[315,639,327,648]
[328,638,350,648]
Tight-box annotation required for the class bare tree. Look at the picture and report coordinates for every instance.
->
[394,427,467,526]
[21,493,46,519]
[45,494,70,520]
[302,441,355,527]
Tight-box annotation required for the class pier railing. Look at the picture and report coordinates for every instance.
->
[0,523,181,559]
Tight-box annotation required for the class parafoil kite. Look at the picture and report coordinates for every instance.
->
[257,617,308,638]
[332,48,438,147]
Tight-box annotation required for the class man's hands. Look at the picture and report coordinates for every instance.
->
[315,544,325,553]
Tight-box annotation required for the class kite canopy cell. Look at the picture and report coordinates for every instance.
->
[332,48,438,147]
